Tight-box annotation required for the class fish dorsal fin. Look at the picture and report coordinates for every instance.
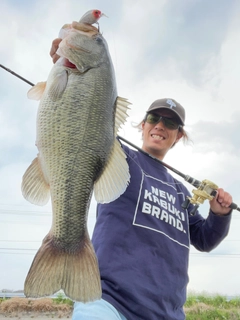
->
[21,156,50,206]
[27,82,47,101]
[47,68,68,101]
[114,96,131,135]
[94,96,131,203]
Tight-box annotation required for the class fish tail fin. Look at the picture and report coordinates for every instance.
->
[63,235,102,302]
[24,233,101,302]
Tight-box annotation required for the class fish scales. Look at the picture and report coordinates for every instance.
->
[38,67,116,242]
[22,22,130,302]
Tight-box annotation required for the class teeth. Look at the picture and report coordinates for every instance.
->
[152,135,164,140]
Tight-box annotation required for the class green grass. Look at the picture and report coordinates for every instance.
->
[1,293,240,319]
[185,293,240,319]
[53,292,74,306]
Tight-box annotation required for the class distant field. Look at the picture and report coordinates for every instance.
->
[0,295,73,319]
[1,293,240,319]
[184,293,240,319]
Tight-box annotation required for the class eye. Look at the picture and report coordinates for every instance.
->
[95,35,103,43]
[146,114,159,123]
[94,10,101,16]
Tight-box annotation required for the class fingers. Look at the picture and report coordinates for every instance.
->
[216,188,232,208]
[210,188,233,215]
[50,38,62,64]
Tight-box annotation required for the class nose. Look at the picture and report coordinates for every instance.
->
[154,119,165,130]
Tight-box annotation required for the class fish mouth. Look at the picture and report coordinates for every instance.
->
[63,59,77,69]
[61,39,92,69]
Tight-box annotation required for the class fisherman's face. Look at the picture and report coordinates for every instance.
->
[141,109,183,160]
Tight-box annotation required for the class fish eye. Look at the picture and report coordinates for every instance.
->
[95,36,103,43]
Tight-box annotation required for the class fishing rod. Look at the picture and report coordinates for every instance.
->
[117,136,240,215]
[1,63,240,214]
[0,64,35,87]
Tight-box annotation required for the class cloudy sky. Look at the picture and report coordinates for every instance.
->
[0,0,240,298]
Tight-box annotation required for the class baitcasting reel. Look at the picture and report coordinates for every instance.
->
[181,179,219,215]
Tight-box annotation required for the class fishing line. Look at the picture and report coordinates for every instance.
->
[118,135,240,213]
[121,142,183,187]
[1,63,239,213]
[118,136,203,186]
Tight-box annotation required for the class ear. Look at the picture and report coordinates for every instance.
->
[175,130,183,144]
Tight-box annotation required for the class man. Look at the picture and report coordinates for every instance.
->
[50,41,232,320]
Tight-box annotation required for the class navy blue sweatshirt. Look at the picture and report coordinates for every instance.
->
[92,144,231,320]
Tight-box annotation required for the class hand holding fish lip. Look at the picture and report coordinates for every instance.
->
[51,21,100,65]
[59,21,100,39]
[56,9,105,43]
[50,9,105,65]
[72,21,99,33]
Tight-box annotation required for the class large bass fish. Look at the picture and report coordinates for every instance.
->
[22,20,130,302]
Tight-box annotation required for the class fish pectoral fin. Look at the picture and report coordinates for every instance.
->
[21,156,50,206]
[24,232,101,302]
[27,82,47,101]
[114,96,131,135]
[94,139,130,203]
[47,69,68,101]
[94,96,131,203]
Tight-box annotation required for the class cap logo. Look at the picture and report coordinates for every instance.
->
[166,99,176,109]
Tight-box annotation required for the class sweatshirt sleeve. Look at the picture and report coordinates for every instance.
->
[189,209,232,252]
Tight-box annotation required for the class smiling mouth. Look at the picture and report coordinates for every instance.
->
[151,134,165,140]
